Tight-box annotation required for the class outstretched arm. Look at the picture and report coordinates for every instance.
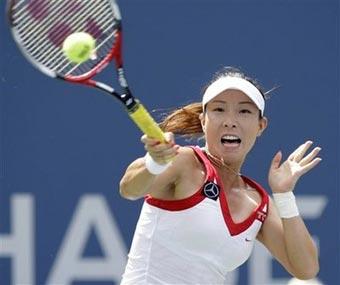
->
[257,141,321,279]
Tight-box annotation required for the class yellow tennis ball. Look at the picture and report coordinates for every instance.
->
[62,32,96,64]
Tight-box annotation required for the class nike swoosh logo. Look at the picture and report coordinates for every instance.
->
[245,238,252,242]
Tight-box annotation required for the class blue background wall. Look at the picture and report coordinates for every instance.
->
[1,0,339,284]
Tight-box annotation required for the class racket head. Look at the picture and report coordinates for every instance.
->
[7,0,123,82]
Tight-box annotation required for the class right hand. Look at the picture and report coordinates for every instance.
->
[141,132,179,165]
[268,140,321,193]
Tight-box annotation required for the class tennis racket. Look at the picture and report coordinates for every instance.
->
[7,0,165,141]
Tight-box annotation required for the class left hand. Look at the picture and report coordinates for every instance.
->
[268,141,322,193]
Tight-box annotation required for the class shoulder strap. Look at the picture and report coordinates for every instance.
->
[189,146,217,182]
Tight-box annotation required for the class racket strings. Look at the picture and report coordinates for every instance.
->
[53,8,115,72]
[15,1,82,47]
[26,2,78,62]
[10,0,119,76]
[26,4,92,50]
[64,28,117,76]
[32,2,112,62]
[38,5,112,67]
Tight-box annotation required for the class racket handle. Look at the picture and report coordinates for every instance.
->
[128,103,165,142]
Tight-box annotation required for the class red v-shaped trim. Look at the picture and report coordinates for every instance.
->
[145,146,269,235]
[218,175,268,236]
[192,146,269,236]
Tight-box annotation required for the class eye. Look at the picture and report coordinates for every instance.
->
[213,107,225,112]
[240,109,252,114]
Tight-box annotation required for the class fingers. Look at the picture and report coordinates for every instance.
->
[141,132,179,164]
[141,132,174,145]
[298,157,322,176]
[290,141,322,176]
[288,140,313,162]
[270,151,282,170]
[288,140,322,164]
[299,146,322,166]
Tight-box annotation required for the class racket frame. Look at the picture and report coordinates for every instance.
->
[7,0,166,141]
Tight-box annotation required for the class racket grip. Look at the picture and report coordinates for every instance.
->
[128,103,165,142]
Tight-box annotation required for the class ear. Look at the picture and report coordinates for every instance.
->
[199,113,206,133]
[257,116,268,137]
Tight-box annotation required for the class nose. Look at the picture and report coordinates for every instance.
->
[224,122,237,128]
[223,114,237,128]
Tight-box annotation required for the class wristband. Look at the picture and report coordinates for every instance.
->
[144,153,171,175]
[272,192,299,219]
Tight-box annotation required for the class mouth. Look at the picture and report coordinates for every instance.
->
[221,135,242,146]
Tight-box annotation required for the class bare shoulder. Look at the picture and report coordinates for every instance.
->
[148,146,205,199]
[172,146,206,198]
[173,146,203,171]
[150,146,197,182]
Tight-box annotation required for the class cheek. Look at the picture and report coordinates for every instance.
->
[244,124,262,143]
[204,121,220,141]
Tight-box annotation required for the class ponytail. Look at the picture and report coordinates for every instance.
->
[159,102,203,138]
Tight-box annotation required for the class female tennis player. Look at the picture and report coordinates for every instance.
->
[119,67,321,284]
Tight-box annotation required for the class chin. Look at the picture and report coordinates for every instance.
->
[220,151,239,161]
[221,150,246,165]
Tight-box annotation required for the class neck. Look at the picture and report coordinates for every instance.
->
[205,150,243,188]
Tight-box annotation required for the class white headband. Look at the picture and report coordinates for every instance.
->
[202,76,265,115]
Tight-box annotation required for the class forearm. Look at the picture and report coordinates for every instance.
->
[282,216,319,279]
[119,157,157,200]
[266,141,322,279]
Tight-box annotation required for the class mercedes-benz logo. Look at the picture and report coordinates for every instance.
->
[203,181,220,200]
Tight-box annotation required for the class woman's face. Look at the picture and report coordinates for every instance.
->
[200,89,267,164]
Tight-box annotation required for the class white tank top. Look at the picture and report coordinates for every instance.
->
[121,146,269,285]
